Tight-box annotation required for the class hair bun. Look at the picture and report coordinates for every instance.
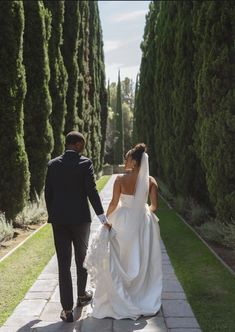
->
[133,143,147,154]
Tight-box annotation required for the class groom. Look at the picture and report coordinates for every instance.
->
[45,131,108,322]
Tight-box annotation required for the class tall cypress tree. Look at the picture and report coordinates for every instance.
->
[171,1,208,202]
[132,74,139,145]
[77,1,91,156]
[88,1,107,172]
[23,1,54,199]
[0,1,30,220]
[193,1,235,221]
[114,70,123,164]
[88,1,100,171]
[62,0,80,133]
[97,4,108,170]
[44,1,68,157]
[153,1,177,190]
[135,2,159,174]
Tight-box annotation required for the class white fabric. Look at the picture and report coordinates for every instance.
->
[97,213,108,224]
[84,152,162,320]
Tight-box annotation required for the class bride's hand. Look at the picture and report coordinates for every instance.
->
[104,223,112,231]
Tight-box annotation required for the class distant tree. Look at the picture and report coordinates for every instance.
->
[114,71,124,164]
[104,82,116,164]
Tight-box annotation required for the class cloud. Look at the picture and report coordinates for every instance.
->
[104,40,123,53]
[112,10,147,23]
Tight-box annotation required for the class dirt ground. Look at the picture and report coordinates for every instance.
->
[208,241,235,273]
[0,223,44,260]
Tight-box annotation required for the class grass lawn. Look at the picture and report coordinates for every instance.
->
[157,196,235,332]
[0,175,110,326]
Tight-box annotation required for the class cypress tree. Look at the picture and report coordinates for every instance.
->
[77,1,91,156]
[0,1,30,220]
[44,1,68,157]
[153,1,177,189]
[171,1,208,202]
[23,1,54,199]
[62,0,80,133]
[97,4,108,170]
[88,1,108,172]
[193,1,235,221]
[135,2,159,174]
[114,70,123,164]
[132,74,139,145]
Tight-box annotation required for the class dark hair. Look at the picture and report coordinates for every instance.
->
[65,131,85,145]
[126,143,147,166]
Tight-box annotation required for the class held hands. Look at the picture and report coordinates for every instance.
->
[97,213,112,231]
[104,222,112,231]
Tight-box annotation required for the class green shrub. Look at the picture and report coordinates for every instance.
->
[14,195,46,228]
[197,219,235,249]
[157,179,174,202]
[173,195,187,215]
[187,199,209,226]
[0,213,14,243]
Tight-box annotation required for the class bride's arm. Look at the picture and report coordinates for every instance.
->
[106,176,121,218]
[149,176,158,212]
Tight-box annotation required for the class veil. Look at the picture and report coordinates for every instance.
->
[134,152,149,207]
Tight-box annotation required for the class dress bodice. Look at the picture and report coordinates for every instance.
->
[119,193,135,208]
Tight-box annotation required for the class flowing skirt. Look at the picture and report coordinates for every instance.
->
[84,202,162,320]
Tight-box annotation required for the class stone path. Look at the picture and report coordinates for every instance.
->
[0,175,201,332]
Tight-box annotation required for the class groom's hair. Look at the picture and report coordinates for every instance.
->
[65,131,85,146]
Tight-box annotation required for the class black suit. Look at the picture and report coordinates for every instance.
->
[45,150,104,310]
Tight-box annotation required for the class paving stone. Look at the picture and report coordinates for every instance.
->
[162,253,170,260]
[162,264,174,274]
[162,292,186,300]
[50,286,60,302]
[80,317,113,332]
[25,292,51,300]
[29,279,57,292]
[40,302,62,321]
[0,327,15,332]
[42,258,58,274]
[166,317,200,329]
[113,316,167,332]
[163,279,184,292]
[38,273,58,280]
[13,300,47,317]
[162,300,194,317]
[162,273,177,280]
[31,320,77,332]
[2,317,40,330]
[169,329,201,332]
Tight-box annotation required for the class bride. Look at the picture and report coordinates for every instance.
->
[84,143,162,320]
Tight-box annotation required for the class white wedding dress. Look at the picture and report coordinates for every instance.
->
[84,153,162,320]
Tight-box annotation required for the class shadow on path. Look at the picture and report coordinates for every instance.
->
[77,316,148,332]
[16,308,83,332]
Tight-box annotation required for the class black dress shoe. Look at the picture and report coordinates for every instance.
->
[60,309,74,322]
[77,290,93,307]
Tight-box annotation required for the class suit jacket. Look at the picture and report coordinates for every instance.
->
[44,150,104,224]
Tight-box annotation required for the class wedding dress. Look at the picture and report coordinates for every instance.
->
[84,153,162,320]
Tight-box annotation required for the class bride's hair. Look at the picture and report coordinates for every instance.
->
[126,143,147,166]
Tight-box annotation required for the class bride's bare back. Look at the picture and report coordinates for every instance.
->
[106,173,158,218]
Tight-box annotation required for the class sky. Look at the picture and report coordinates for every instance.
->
[98,1,150,84]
